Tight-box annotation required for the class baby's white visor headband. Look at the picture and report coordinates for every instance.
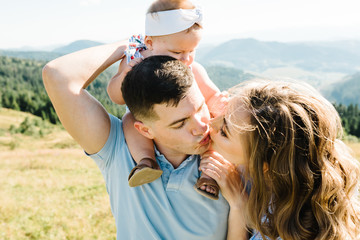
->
[145,8,203,36]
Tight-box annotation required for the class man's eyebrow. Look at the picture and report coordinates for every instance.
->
[223,118,231,136]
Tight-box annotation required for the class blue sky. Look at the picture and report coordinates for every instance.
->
[1,0,360,49]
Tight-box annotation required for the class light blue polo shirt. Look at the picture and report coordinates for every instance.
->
[88,114,230,240]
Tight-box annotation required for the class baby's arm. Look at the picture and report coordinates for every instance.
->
[107,58,128,105]
[191,61,219,102]
[108,46,150,105]
[200,151,249,240]
[191,62,228,117]
[110,58,156,172]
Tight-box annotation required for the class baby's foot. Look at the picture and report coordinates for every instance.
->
[128,158,163,187]
[199,184,217,195]
[193,176,219,200]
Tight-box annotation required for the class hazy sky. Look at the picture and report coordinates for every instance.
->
[1,0,360,49]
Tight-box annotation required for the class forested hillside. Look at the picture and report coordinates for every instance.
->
[1,54,359,138]
[0,50,62,62]
[335,103,360,138]
[0,56,124,124]
[0,55,254,125]
[52,40,103,54]
[206,65,254,91]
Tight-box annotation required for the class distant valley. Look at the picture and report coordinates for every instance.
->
[1,38,360,105]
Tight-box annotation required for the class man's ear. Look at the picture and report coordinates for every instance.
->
[144,36,154,50]
[133,121,154,139]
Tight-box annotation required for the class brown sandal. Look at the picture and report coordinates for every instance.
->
[193,177,220,200]
[128,158,163,187]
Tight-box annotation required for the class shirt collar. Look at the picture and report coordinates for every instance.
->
[154,145,199,170]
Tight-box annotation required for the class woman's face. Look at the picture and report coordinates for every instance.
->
[209,102,250,166]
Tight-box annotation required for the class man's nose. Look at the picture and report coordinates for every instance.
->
[192,114,209,136]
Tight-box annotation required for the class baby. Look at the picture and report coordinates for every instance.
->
[107,0,227,200]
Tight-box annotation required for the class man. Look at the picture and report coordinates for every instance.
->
[42,42,229,239]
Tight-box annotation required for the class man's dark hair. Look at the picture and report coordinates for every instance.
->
[121,55,194,121]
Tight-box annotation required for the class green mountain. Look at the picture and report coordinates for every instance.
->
[0,54,359,137]
[52,40,104,54]
[206,65,255,91]
[323,72,360,105]
[0,50,62,62]
[0,40,104,62]
[1,38,360,138]
[197,38,360,74]
[0,55,123,124]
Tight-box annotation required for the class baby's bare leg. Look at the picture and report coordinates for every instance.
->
[123,112,155,161]
[123,112,162,187]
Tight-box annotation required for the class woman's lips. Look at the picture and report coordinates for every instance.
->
[199,133,210,146]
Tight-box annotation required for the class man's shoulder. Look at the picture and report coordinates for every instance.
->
[108,114,125,140]
[98,114,127,154]
[87,114,130,171]
[108,113,122,125]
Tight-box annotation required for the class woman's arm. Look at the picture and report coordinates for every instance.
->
[200,151,249,240]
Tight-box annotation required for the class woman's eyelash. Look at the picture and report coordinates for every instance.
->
[220,127,227,137]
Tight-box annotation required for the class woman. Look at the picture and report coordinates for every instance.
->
[200,80,360,240]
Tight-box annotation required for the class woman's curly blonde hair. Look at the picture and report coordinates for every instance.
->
[226,80,360,240]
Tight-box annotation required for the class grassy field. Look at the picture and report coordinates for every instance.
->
[1,108,359,240]
[0,108,115,240]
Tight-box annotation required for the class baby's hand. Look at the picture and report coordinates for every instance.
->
[116,58,143,83]
[107,57,144,105]
[207,91,229,118]
[123,57,143,75]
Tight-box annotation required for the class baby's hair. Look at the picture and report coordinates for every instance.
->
[147,0,195,13]
[147,0,202,32]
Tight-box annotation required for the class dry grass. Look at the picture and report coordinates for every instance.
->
[346,142,360,161]
[0,108,115,240]
[1,108,359,240]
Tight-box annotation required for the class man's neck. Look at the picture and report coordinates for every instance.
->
[154,142,188,169]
